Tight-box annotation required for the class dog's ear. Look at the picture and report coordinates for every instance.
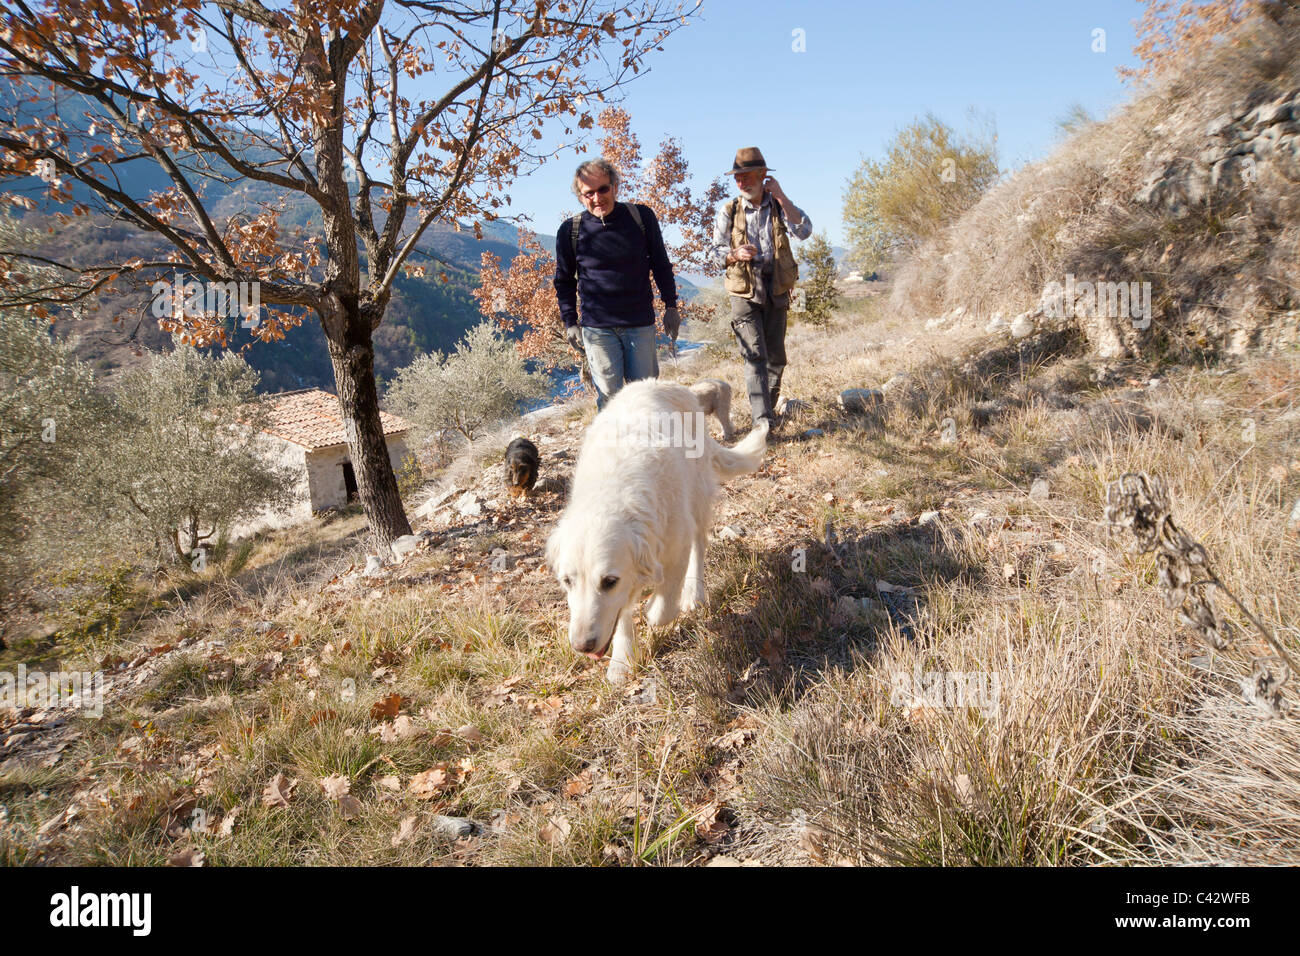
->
[631,536,663,589]
[545,524,566,577]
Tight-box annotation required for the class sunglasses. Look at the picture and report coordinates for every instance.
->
[580,184,612,200]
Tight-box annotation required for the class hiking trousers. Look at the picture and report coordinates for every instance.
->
[729,274,787,428]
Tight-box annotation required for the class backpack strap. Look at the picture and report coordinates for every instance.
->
[570,203,647,261]
[569,212,583,260]
[622,201,645,236]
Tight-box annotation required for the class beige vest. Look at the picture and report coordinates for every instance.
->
[723,195,799,298]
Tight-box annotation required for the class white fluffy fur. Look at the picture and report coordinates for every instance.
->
[689,378,735,440]
[546,380,767,682]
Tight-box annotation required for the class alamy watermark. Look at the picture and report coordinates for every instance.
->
[596,409,708,459]
[150,273,262,328]
[1,664,104,717]
[1041,274,1152,329]
[890,664,1000,717]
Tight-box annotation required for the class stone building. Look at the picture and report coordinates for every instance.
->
[236,388,412,535]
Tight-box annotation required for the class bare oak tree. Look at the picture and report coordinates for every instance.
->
[0,0,692,542]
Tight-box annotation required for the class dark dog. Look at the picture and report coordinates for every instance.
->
[504,437,540,497]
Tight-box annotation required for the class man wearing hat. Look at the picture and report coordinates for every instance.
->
[711,147,813,432]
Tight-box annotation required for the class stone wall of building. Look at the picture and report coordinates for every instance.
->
[305,437,411,513]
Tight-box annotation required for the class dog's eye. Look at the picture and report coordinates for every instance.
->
[561,576,572,589]
[600,576,619,591]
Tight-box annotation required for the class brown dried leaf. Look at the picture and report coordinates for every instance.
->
[320,774,350,800]
[564,769,592,798]
[392,814,419,847]
[261,773,297,808]
[540,815,571,844]
[370,693,406,720]
[712,728,756,751]
[167,846,205,867]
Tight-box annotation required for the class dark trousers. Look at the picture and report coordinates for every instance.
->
[729,275,787,427]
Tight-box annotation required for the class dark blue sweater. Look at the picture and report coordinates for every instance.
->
[553,202,677,329]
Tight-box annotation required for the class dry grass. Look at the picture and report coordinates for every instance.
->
[3,299,1298,866]
[891,5,1300,360]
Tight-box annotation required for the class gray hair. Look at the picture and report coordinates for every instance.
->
[571,159,621,198]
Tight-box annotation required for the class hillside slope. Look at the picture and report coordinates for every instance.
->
[893,2,1300,363]
[3,294,1297,866]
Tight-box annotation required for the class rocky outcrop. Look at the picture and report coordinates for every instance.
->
[1134,89,1300,216]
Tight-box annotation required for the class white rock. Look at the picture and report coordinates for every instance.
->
[1289,499,1300,527]
[1010,312,1035,339]
[717,525,745,541]
[985,315,1008,334]
[390,534,424,559]
[918,510,941,526]
[363,554,384,576]
[881,373,910,394]
[1029,478,1051,501]
[455,492,482,517]
[429,815,476,839]
[777,397,811,415]
[875,580,915,596]
[415,487,459,519]
[839,388,884,413]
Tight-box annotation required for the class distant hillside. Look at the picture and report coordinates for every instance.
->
[6,83,700,391]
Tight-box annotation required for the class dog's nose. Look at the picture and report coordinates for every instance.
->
[571,634,599,654]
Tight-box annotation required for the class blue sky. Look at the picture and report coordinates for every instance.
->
[507,0,1147,246]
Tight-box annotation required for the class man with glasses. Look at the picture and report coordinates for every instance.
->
[553,159,680,410]
[711,147,812,433]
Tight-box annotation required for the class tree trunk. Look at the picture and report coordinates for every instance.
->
[325,306,412,545]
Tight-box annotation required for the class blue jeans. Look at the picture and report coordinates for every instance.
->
[581,324,659,409]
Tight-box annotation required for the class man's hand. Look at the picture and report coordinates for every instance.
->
[565,325,583,352]
[730,243,758,263]
[764,176,787,202]
[662,306,680,354]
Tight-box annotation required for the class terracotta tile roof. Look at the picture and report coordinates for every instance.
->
[259,388,410,450]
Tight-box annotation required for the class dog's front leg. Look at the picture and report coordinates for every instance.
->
[607,608,639,683]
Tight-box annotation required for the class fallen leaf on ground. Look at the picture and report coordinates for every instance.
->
[167,846,205,867]
[320,774,350,800]
[694,802,730,844]
[712,728,756,751]
[370,693,407,720]
[458,724,484,746]
[408,759,471,800]
[540,815,571,845]
[261,773,298,807]
[218,807,240,837]
[564,769,592,798]
[376,715,424,742]
[393,815,418,847]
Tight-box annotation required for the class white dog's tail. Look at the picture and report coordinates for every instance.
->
[710,422,768,480]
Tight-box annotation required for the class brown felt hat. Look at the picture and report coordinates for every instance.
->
[725,146,772,176]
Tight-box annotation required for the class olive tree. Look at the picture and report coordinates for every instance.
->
[385,320,551,443]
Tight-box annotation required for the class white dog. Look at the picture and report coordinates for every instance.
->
[546,380,767,682]
[689,378,735,440]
